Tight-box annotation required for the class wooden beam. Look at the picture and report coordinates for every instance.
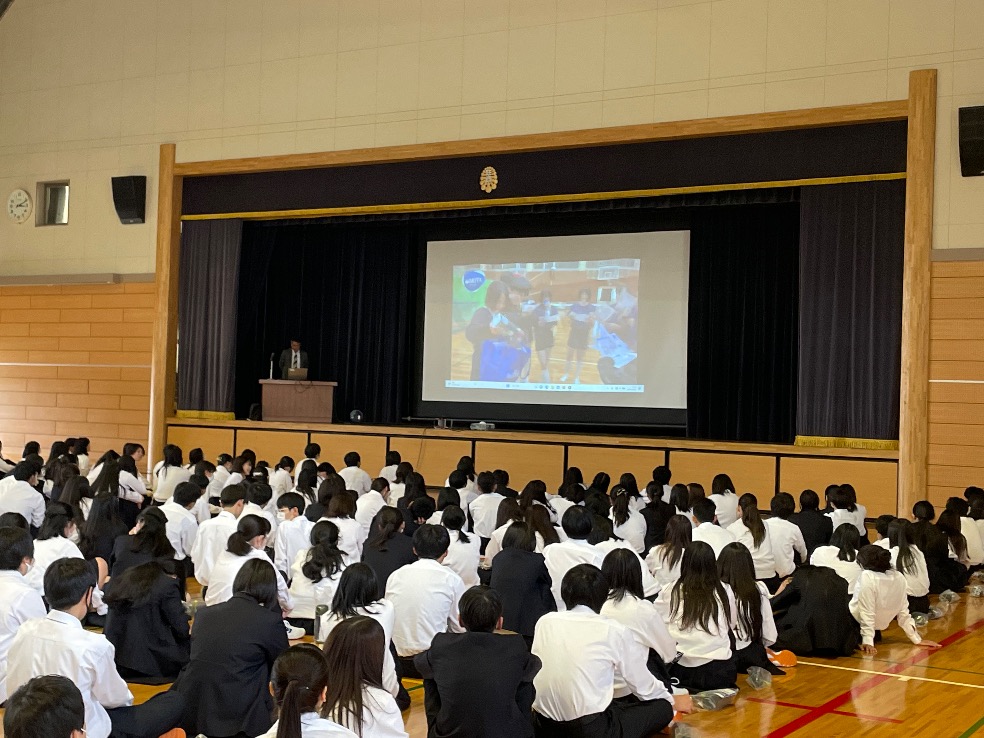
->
[899,69,938,516]
[174,99,909,177]
[148,143,182,474]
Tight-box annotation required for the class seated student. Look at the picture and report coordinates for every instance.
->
[938,508,972,569]
[0,462,45,530]
[441,505,481,588]
[27,502,108,601]
[222,455,253,490]
[362,506,417,594]
[396,471,428,515]
[640,480,675,555]
[288,520,347,635]
[708,474,741,528]
[0,511,28,529]
[790,489,834,556]
[190,483,245,588]
[259,644,357,738]
[489,522,556,647]
[268,456,295,500]
[188,468,214,523]
[911,500,967,593]
[275,491,314,577]
[110,506,175,577]
[717,542,783,675]
[404,495,436,541]
[379,451,401,485]
[765,492,809,578]
[668,484,693,527]
[542,506,604,611]
[385,524,466,678]
[726,494,779,590]
[339,452,373,496]
[525,504,563,553]
[160,480,200,593]
[601,549,677,689]
[887,519,931,614]
[171,559,290,737]
[532,564,688,738]
[0,527,46,704]
[872,514,896,549]
[589,516,659,599]
[690,497,735,558]
[356,477,390,532]
[482,498,526,566]
[609,485,647,554]
[305,473,342,522]
[839,483,869,542]
[645,514,691,592]
[322,492,367,564]
[851,545,941,655]
[243,483,279,549]
[655,541,738,692]
[427,486,464,528]
[493,469,519,499]
[3,674,87,738]
[150,444,192,504]
[945,497,984,568]
[771,564,859,656]
[811,523,863,594]
[7,558,185,738]
[322,617,408,737]
[103,560,190,683]
[386,461,414,506]
[469,471,505,551]
[416,586,540,738]
[445,458,478,510]
[294,443,321,484]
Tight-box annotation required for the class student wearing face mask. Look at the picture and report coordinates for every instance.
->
[26,503,109,603]
[0,527,47,704]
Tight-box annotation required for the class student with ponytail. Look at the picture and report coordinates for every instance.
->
[362,507,416,593]
[811,523,863,594]
[717,542,783,675]
[709,473,740,528]
[887,519,931,614]
[645,513,692,591]
[609,484,647,553]
[726,493,779,591]
[483,498,527,566]
[440,505,481,587]
[288,521,348,634]
[205,514,292,614]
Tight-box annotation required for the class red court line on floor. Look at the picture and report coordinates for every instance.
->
[746,697,903,724]
[829,710,903,724]
[764,616,984,738]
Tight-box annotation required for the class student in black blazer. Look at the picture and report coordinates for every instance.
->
[103,560,190,683]
[640,481,675,556]
[789,489,834,556]
[489,522,555,646]
[415,586,540,738]
[109,507,175,578]
[170,559,289,737]
[278,339,309,378]
[362,506,417,593]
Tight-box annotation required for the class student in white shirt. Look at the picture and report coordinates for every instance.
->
[386,461,414,506]
[669,484,694,528]
[269,456,295,500]
[3,674,88,738]
[160,481,200,592]
[655,540,739,692]
[765,492,808,578]
[481,497,525,567]
[645,514,692,591]
[609,485,647,553]
[469,471,505,547]
[945,497,984,567]
[356,477,389,533]
[518,479,560,526]
[322,492,367,564]
[151,444,192,503]
[276,492,315,576]
[379,450,401,485]
[888,519,931,614]
[0,527,47,704]
[709,473,741,528]
[187,471,213,523]
[0,463,45,529]
[543,507,604,611]
[294,443,321,483]
[726,494,778,589]
[27,502,108,599]
[385,524,466,676]
[440,505,481,587]
[74,437,91,477]
[222,455,253,490]
[872,514,895,549]
[532,564,688,738]
[445,459,478,509]
[190,484,245,588]
[85,449,116,486]
[850,545,941,655]
[7,558,186,738]
[286,519,347,635]
[207,453,232,502]
[338,452,373,496]
[244,483,279,548]
[827,484,868,540]
[690,497,735,557]
[650,465,672,504]
[589,516,659,601]
[810,523,863,593]
[717,542,783,675]
[526,504,564,554]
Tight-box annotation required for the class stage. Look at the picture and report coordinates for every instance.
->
[165,418,900,516]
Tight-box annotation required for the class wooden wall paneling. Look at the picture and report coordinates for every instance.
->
[165,425,236,464]
[898,69,938,516]
[309,433,388,474]
[779,457,899,517]
[236,430,310,468]
[566,445,665,492]
[928,423,984,447]
[474,441,565,491]
[667,451,776,500]
[386,436,473,486]
[928,465,984,490]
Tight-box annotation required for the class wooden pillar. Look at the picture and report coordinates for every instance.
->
[149,143,182,474]
[898,69,937,515]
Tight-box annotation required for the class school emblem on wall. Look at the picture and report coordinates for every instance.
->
[479,166,498,193]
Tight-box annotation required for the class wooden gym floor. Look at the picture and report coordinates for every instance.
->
[3,587,984,736]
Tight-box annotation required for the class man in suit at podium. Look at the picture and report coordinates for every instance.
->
[279,339,308,379]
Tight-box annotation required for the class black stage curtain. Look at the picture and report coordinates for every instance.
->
[797,180,905,440]
[688,204,800,443]
[235,222,417,423]
[177,219,242,412]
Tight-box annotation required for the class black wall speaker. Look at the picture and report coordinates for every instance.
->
[111,175,147,224]
[959,106,984,177]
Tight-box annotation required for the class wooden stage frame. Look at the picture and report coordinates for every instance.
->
[152,70,937,516]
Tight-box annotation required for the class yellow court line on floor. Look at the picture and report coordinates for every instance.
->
[799,660,984,690]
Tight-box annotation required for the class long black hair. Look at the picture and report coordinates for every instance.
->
[669,540,731,634]
[669,484,690,513]
[601,547,644,603]
[830,522,860,562]
[737,493,766,548]
[38,502,75,541]
[104,560,177,608]
[659,514,692,570]
[440,505,471,544]
[227,514,271,556]
[129,507,175,559]
[888,518,917,575]
[525,504,560,546]
[330,563,381,619]
[321,617,387,737]
[270,644,331,738]
[717,542,763,643]
[301,521,345,583]
[365,507,404,551]
[711,473,735,497]
[610,484,631,527]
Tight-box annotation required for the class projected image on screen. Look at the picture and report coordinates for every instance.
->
[450,260,641,393]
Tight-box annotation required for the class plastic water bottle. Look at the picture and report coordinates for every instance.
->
[928,605,947,620]
[692,688,739,711]
[969,585,984,597]
[746,666,772,690]
[313,605,329,644]
[940,590,961,604]
[912,612,929,627]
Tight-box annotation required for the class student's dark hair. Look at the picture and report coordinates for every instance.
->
[0,527,33,570]
[525,504,560,546]
[80,492,124,558]
[230,455,252,475]
[327,490,356,519]
[644,481,662,504]
[304,443,321,459]
[246,483,273,507]
[302,520,345,582]
[330,563,381,619]
[321,616,386,738]
[829,485,855,512]
[602,548,644,603]
[476,470,495,494]
[717,542,764,642]
[965,486,984,505]
[38,502,75,541]
[874,514,896,539]
[365,506,403,551]
[3,674,85,738]
[21,441,41,458]
[0,512,28,530]
[103,560,177,608]
[483,279,510,310]
[227,514,271,556]
[220,483,247,507]
[495,497,524,529]
[913,500,936,522]
[560,563,609,612]
[90,458,119,496]
[857,544,891,573]
[610,484,631,527]
[194,460,216,477]
[830,522,861,562]
[583,492,611,518]
[60,476,93,527]
[800,488,821,511]
[342,452,359,468]
[669,483,690,513]
[45,441,68,465]
[131,507,175,558]
[518,480,549,512]
[44,557,96,610]
[435,486,460,512]
[590,472,611,495]
[317,475,345,506]
[492,469,510,489]
[946,496,971,517]
[887,519,918,575]
[384,450,401,467]
[270,644,331,738]
[711,473,735,497]
[652,465,671,486]
[396,461,415,485]
[186,447,203,466]
[619,472,641,499]
[23,454,43,474]
[440,505,471,544]
[823,484,839,505]
[159,443,183,471]
[409,495,436,521]
[660,514,693,570]
[502,521,536,552]
[277,491,305,513]
[459,585,502,632]
[122,442,145,457]
[93,449,120,468]
[738,493,767,548]
[12,462,36,483]
[412,523,450,559]
[559,465,584,493]
[587,514,616,545]
[117,453,139,478]
[173,481,202,508]
[670,541,731,634]
[561,505,594,540]
[76,437,90,455]
[275,455,296,472]
[401,472,428,506]
[770,492,796,520]
[937,509,968,560]
[687,483,706,506]
[688,497,714,524]
[971,499,984,522]
[233,557,279,607]
[216,453,233,466]
[370,477,389,495]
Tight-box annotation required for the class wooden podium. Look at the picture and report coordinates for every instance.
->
[259,380,337,423]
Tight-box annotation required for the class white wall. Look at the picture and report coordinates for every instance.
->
[1,0,982,276]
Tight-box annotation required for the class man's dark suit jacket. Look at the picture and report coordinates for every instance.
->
[278,348,309,379]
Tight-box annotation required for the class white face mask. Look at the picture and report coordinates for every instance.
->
[276,511,287,523]
[21,560,33,576]
[68,524,79,543]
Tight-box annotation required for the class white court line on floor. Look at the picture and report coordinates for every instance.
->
[929,379,984,384]
[799,660,984,689]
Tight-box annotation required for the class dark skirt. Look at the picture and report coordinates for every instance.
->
[669,657,737,693]
[734,641,784,675]
[567,322,591,350]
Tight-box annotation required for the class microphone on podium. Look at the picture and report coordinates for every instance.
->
[269,353,275,379]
